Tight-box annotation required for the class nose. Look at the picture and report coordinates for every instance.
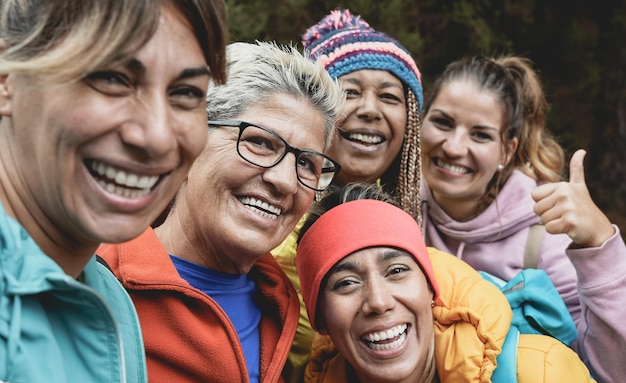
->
[361,277,396,316]
[119,94,178,158]
[356,91,382,120]
[441,129,469,157]
[261,152,299,195]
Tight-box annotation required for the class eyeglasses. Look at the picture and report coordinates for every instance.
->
[208,120,341,191]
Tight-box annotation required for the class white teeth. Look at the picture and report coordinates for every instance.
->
[348,133,383,144]
[363,324,408,352]
[367,332,407,351]
[365,323,407,342]
[91,160,159,198]
[239,196,282,220]
[437,159,469,174]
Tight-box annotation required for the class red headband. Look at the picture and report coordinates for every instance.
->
[296,199,439,331]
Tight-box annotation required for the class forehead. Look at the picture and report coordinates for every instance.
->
[338,69,403,88]
[236,93,327,151]
[332,247,416,271]
[435,80,505,127]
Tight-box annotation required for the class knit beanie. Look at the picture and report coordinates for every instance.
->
[296,199,440,331]
[302,8,423,113]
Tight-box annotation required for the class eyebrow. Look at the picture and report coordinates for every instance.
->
[379,249,411,261]
[124,58,210,80]
[329,249,411,274]
[342,77,402,90]
[178,66,211,80]
[431,108,500,132]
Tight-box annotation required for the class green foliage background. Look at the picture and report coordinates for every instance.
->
[225,0,626,233]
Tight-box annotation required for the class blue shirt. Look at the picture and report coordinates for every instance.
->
[171,255,261,383]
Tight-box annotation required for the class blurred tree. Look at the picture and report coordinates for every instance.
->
[224,0,626,236]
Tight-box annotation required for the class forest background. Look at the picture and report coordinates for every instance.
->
[224,0,626,238]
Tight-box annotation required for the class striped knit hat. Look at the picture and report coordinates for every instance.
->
[302,8,423,112]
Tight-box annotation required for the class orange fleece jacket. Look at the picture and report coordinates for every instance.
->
[98,228,300,383]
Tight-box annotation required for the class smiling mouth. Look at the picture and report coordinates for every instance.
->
[238,196,283,220]
[362,323,408,351]
[339,129,385,146]
[433,158,470,175]
[86,160,161,198]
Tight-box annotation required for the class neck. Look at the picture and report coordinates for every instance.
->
[155,202,251,275]
[431,191,484,222]
[348,363,438,383]
[0,167,94,279]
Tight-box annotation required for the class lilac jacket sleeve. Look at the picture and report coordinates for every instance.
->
[567,225,626,383]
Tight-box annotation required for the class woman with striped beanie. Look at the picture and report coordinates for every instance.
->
[271,8,425,382]
[302,8,423,221]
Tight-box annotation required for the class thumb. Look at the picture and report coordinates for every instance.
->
[569,149,587,184]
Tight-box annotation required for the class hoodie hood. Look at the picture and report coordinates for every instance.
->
[422,170,541,244]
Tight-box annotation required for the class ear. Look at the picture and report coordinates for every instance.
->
[0,74,13,118]
[503,137,519,166]
[0,38,11,117]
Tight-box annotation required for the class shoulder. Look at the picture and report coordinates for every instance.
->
[306,334,347,383]
[429,247,512,382]
[516,334,595,383]
[96,227,169,278]
[497,170,540,206]
[253,253,300,311]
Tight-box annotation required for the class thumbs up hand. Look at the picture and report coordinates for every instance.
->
[532,149,615,247]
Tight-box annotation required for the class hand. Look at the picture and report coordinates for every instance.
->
[532,149,615,248]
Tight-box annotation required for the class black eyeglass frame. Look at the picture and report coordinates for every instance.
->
[208,120,341,191]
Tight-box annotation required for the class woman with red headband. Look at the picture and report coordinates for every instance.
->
[296,183,595,383]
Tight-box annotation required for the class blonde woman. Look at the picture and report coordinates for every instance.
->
[0,1,227,381]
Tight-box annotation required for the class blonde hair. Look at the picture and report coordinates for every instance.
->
[496,56,564,182]
[0,0,228,85]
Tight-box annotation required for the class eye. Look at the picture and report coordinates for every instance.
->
[168,85,205,109]
[431,117,452,130]
[343,88,360,99]
[379,92,403,104]
[296,152,320,175]
[84,71,132,96]
[332,276,360,292]
[242,134,274,151]
[386,264,410,279]
[471,130,496,143]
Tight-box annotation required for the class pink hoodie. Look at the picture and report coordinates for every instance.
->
[422,170,626,383]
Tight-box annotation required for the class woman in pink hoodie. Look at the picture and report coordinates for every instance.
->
[420,54,626,383]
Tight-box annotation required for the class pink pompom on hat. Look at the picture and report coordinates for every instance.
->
[296,199,439,331]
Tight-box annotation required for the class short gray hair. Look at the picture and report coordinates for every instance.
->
[206,41,345,150]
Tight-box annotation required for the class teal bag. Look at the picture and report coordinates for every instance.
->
[481,269,577,345]
[481,269,578,382]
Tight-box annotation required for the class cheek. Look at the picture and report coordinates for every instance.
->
[187,146,234,188]
[419,124,439,151]
[176,114,210,159]
[291,188,315,215]
[338,99,359,120]
[321,297,355,335]
[389,110,407,137]
[475,146,502,172]
[404,279,435,317]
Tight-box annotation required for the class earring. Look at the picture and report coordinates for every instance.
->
[497,164,504,171]
[431,300,435,308]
